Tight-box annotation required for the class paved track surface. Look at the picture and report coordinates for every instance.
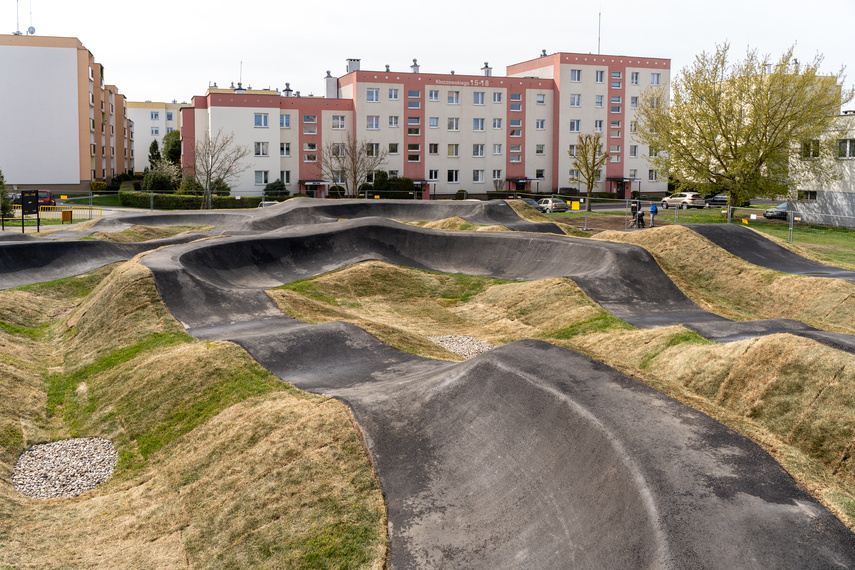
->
[3,200,855,567]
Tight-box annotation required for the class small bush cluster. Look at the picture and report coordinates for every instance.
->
[119,191,264,209]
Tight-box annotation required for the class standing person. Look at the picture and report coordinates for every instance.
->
[649,201,658,227]
[630,200,639,227]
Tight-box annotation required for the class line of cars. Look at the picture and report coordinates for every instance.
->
[6,190,56,207]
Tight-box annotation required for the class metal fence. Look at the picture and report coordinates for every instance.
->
[10,205,104,222]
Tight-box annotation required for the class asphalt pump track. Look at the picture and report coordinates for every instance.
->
[3,199,855,567]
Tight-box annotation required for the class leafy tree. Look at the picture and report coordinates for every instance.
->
[142,157,182,193]
[570,133,610,212]
[211,177,231,196]
[317,138,388,197]
[178,176,204,195]
[0,167,11,218]
[190,129,251,208]
[148,140,161,166]
[636,42,854,206]
[264,178,289,197]
[162,130,181,166]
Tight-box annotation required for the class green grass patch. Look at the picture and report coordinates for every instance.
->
[550,312,634,339]
[639,330,712,369]
[0,320,48,340]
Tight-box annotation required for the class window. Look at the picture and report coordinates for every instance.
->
[151,127,159,136]
[536,119,545,130]
[408,89,420,98]
[332,115,345,129]
[389,143,399,154]
[510,119,522,128]
[151,111,159,120]
[570,94,581,107]
[254,113,268,128]
[493,118,502,129]
[493,144,502,155]
[473,144,485,157]
[510,144,522,153]
[366,143,380,157]
[630,121,637,133]
[474,92,485,105]
[594,120,603,132]
[650,96,660,109]
[649,169,659,181]
[568,144,577,156]
[612,71,622,80]
[802,140,820,158]
[536,94,546,104]
[331,143,344,157]
[304,154,317,162]
[367,88,379,102]
[428,169,439,180]
[408,100,421,109]
[367,115,380,130]
[839,139,855,158]
[630,96,638,110]
[536,144,545,156]
[429,117,439,128]
[611,96,622,105]
[595,95,604,108]
[629,145,638,158]
[569,169,578,181]
[332,170,345,184]
[255,170,269,185]
[281,114,291,128]
[649,147,659,157]
[366,172,375,183]
[408,143,420,152]
[473,118,485,131]
[254,142,269,156]
[448,170,459,183]
[166,127,173,134]
[303,126,317,135]
[166,112,173,121]
[281,142,291,156]
[569,120,580,132]
[281,170,291,184]
[448,91,460,104]
[303,115,317,124]
[510,154,521,163]
[408,117,420,125]
[429,89,439,101]
[429,143,439,154]
[389,88,399,100]
[595,70,604,83]
[631,72,639,85]
[570,69,582,82]
[629,169,637,179]
[473,170,485,183]
[492,169,502,180]
[493,92,502,103]
[536,169,545,179]
[448,117,460,131]
[612,81,622,89]
[448,144,459,157]
[389,116,399,128]
[510,93,522,102]
[651,73,661,85]
[389,170,399,178]
[510,103,522,112]
[510,129,522,137]
[408,154,420,162]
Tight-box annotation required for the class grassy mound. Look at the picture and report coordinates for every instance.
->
[407,216,510,232]
[505,200,591,237]
[594,226,855,334]
[0,262,386,568]
[88,224,214,243]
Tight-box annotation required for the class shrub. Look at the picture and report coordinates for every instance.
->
[132,181,142,191]
[328,185,346,198]
[455,189,468,200]
[119,190,263,210]
[179,177,204,195]
[142,170,175,193]
[211,178,230,196]
[90,181,107,193]
[263,178,289,197]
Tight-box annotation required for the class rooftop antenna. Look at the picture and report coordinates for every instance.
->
[13,0,21,35]
[27,0,34,35]
[239,61,243,86]
[597,7,601,55]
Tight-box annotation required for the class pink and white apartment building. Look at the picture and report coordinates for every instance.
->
[182,52,670,198]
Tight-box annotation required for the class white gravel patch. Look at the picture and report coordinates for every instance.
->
[12,437,118,499]
[428,335,494,359]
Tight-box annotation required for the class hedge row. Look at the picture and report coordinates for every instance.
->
[119,191,266,210]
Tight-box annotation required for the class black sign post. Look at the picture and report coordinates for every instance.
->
[20,190,39,234]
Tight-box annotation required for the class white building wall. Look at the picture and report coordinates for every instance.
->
[128,102,182,173]
[0,45,80,185]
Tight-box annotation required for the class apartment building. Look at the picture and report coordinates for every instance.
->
[182,51,670,198]
[0,34,134,192]
[128,101,183,173]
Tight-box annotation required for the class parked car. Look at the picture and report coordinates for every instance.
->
[520,198,540,209]
[9,192,21,205]
[763,202,789,220]
[536,197,568,213]
[257,201,280,208]
[704,193,751,207]
[661,192,706,209]
[37,190,55,207]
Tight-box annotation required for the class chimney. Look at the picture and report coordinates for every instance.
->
[385,64,390,72]
[411,59,420,73]
[283,82,292,97]
[325,70,338,99]
[482,62,492,77]
[541,49,547,57]
[346,58,361,73]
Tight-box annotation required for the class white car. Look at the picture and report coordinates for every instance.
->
[537,198,568,213]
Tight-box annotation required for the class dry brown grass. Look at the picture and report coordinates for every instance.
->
[407,216,510,232]
[89,225,214,243]
[505,200,591,237]
[0,261,387,568]
[594,226,855,334]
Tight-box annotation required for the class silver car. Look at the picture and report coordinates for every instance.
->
[537,198,568,213]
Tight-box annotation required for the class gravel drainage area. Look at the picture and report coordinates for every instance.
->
[12,437,118,499]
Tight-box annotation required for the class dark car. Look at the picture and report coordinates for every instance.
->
[10,192,21,205]
[763,202,789,220]
[37,191,56,207]
[705,193,750,207]
[520,198,540,209]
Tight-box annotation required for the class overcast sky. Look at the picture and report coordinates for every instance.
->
[5,0,854,110]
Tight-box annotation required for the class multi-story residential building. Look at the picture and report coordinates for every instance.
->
[128,101,183,173]
[0,34,134,193]
[182,52,670,198]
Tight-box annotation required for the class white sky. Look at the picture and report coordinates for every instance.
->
[5,0,854,110]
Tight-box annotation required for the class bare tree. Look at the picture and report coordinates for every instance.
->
[190,129,251,209]
[571,133,610,212]
[317,138,388,197]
